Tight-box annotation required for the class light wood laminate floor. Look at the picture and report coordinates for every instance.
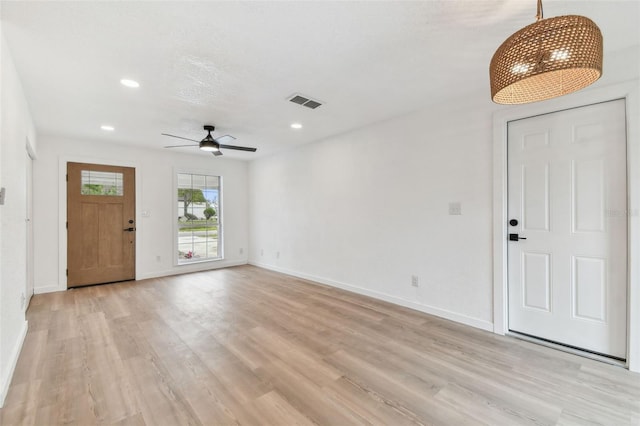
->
[1,265,639,425]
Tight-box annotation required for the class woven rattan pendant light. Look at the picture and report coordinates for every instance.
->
[490,0,603,104]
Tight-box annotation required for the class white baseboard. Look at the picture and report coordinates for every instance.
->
[248,261,494,332]
[135,259,249,281]
[0,320,28,408]
[34,260,250,293]
[34,284,64,294]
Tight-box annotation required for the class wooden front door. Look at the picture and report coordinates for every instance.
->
[67,162,135,287]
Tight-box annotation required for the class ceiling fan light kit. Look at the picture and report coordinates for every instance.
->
[490,0,603,104]
[199,141,218,152]
[199,125,220,152]
[162,125,256,157]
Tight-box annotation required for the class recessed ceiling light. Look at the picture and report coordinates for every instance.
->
[120,78,140,88]
[101,125,115,131]
[291,123,303,129]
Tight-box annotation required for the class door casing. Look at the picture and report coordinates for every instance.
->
[492,80,640,372]
[506,100,627,359]
[25,144,35,309]
[67,162,135,287]
[53,156,141,294]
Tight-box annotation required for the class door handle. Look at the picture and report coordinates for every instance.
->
[123,227,136,232]
[509,233,526,241]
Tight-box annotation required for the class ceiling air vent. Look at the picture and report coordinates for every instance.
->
[288,94,323,109]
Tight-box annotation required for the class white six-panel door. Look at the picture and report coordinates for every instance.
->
[507,99,627,359]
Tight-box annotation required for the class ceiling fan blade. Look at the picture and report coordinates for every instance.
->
[163,144,199,148]
[212,150,224,157]
[215,135,236,144]
[161,133,200,143]
[219,144,257,152]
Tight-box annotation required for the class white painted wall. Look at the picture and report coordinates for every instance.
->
[248,45,640,332]
[33,136,249,293]
[249,92,497,330]
[0,29,37,406]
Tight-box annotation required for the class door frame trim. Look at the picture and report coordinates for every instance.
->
[25,140,35,309]
[492,80,640,372]
[57,155,141,292]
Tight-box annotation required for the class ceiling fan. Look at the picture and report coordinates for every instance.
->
[162,125,257,156]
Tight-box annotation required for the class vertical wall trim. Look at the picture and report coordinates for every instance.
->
[0,321,27,408]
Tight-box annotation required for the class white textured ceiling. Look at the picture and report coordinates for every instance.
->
[1,1,638,159]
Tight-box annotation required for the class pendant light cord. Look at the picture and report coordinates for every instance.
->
[536,0,544,21]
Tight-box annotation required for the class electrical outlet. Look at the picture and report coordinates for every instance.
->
[276,251,280,259]
[411,275,419,287]
[261,249,264,256]
[156,255,161,262]
[239,248,244,255]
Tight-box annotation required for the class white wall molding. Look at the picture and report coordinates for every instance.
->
[0,321,27,408]
[250,261,494,332]
[136,259,248,281]
[33,285,62,295]
[492,79,640,372]
[35,262,249,293]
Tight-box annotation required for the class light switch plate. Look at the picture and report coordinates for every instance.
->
[0,187,5,205]
[448,202,461,215]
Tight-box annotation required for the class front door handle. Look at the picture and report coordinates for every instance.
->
[123,227,136,232]
[509,233,527,241]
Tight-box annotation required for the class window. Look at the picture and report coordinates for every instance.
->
[177,173,221,263]
[81,170,123,196]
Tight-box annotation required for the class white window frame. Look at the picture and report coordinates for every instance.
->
[173,169,224,266]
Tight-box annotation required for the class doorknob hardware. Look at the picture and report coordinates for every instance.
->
[123,227,136,232]
[509,233,527,241]
[509,219,519,226]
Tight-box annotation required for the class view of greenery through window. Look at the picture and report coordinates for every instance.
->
[81,170,123,196]
[177,173,220,263]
